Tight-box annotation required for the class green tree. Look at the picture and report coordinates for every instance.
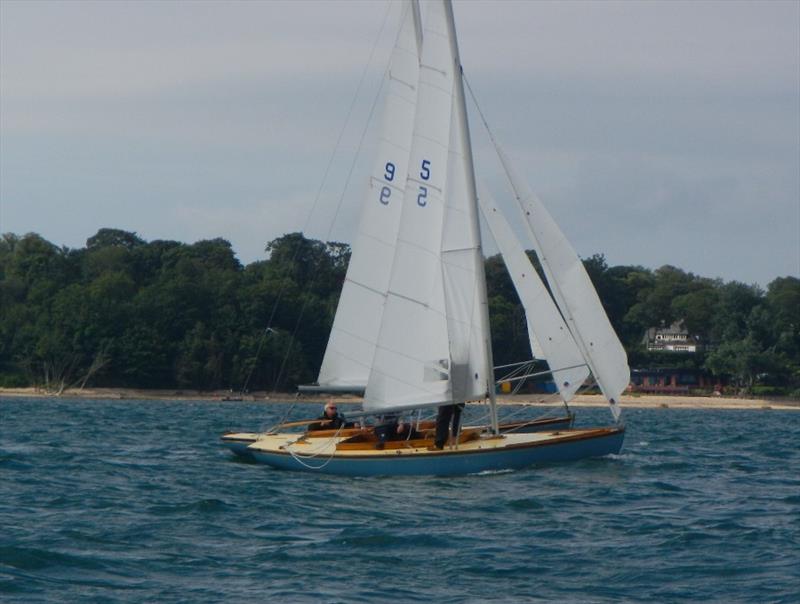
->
[1,229,798,395]
[709,281,764,342]
[86,228,145,250]
[671,285,719,342]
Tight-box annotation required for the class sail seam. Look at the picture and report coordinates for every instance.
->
[352,230,400,251]
[369,176,406,194]
[412,132,450,150]
[418,76,453,95]
[394,238,446,264]
[442,245,478,254]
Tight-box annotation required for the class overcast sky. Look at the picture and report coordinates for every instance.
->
[1,0,798,287]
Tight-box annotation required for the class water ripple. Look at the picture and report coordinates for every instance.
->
[1,400,799,603]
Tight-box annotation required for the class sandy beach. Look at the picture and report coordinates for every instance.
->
[1,387,798,411]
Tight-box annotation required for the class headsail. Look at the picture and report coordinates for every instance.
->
[477,187,590,403]
[364,0,458,413]
[317,1,421,391]
[496,146,630,419]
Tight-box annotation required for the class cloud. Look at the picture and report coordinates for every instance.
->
[1,0,798,286]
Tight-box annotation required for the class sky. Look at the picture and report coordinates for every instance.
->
[1,0,798,287]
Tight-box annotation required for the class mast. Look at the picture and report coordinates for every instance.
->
[443,0,499,434]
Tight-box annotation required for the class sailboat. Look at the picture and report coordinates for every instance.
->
[226,0,629,475]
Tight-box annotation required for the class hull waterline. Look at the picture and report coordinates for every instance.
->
[246,427,624,477]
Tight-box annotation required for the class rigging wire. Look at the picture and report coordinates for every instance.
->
[463,72,502,153]
[239,327,275,395]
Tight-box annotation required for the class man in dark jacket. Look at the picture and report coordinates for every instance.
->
[309,401,346,431]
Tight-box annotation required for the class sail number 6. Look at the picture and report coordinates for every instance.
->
[379,162,396,205]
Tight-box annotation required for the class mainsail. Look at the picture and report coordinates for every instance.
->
[496,146,630,419]
[316,2,421,391]
[477,188,589,403]
[364,0,458,413]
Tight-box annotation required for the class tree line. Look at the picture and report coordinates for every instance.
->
[1,229,798,396]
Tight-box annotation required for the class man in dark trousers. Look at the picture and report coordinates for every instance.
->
[434,403,465,449]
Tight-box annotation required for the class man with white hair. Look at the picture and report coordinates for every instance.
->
[309,400,346,431]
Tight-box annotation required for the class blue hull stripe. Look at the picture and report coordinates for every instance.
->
[249,429,625,476]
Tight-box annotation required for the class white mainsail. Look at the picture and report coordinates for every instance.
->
[317,2,421,391]
[496,146,630,419]
[477,188,590,403]
[364,0,458,413]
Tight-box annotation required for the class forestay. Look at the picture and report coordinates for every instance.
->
[317,2,421,391]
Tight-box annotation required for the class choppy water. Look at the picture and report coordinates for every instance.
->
[1,398,798,603]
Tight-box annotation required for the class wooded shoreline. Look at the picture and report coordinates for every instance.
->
[3,231,799,398]
[2,387,798,411]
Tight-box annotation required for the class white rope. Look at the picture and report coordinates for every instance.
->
[284,424,346,470]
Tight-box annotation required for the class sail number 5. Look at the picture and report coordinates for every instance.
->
[420,159,430,180]
[418,159,430,206]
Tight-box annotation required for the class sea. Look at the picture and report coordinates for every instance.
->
[1,397,798,603]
